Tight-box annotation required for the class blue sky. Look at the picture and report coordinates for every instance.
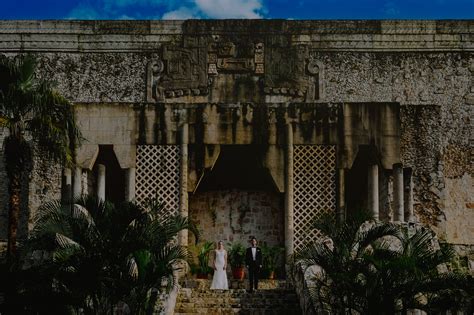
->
[0,0,473,20]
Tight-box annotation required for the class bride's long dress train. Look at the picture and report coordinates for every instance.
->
[210,249,229,290]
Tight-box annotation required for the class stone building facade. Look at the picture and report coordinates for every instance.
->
[0,20,472,260]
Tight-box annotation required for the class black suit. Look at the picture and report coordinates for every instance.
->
[245,246,262,291]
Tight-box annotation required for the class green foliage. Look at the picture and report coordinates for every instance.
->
[0,54,81,166]
[260,243,285,273]
[227,242,245,268]
[0,54,81,261]
[293,210,474,315]
[1,195,198,314]
[188,241,214,275]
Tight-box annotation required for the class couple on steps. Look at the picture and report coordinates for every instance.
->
[210,237,263,293]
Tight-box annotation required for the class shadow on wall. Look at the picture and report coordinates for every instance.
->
[189,145,284,246]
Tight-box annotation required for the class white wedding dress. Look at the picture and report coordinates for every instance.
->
[210,249,229,290]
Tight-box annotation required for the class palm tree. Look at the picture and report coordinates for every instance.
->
[293,211,401,314]
[293,211,473,314]
[0,54,80,261]
[24,195,198,314]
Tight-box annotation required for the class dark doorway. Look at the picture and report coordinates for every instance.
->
[196,145,277,192]
[345,146,370,214]
[93,145,125,204]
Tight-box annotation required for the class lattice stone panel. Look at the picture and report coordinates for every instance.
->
[136,145,181,216]
[293,145,336,251]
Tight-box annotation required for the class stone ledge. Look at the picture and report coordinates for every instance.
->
[0,20,472,52]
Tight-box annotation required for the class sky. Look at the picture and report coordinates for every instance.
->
[0,0,473,20]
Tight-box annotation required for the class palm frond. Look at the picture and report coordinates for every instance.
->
[72,204,95,226]
[355,222,401,257]
[127,257,139,280]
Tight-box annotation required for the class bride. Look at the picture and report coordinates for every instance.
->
[210,240,229,290]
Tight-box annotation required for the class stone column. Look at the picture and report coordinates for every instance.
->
[404,167,414,222]
[81,171,89,196]
[393,163,404,222]
[368,164,379,221]
[73,166,82,200]
[125,167,136,202]
[97,164,106,201]
[62,168,72,204]
[337,168,346,223]
[178,123,189,246]
[285,122,294,259]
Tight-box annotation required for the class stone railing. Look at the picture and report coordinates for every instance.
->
[290,264,319,315]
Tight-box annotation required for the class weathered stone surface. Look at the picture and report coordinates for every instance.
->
[0,20,472,249]
[189,190,284,246]
[175,279,301,314]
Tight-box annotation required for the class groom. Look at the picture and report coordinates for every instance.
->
[245,237,262,293]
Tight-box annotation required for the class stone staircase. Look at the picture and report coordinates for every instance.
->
[175,279,302,315]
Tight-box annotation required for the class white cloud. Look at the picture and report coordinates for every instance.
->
[382,1,400,17]
[104,0,178,8]
[66,0,267,20]
[162,6,200,19]
[118,14,136,19]
[67,5,103,19]
[194,0,264,18]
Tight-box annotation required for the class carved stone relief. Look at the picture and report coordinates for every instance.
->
[207,38,264,75]
[264,45,324,101]
[146,54,165,102]
[146,41,323,102]
[264,45,308,97]
[146,46,209,102]
[306,58,324,101]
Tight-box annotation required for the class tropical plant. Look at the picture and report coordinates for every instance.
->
[227,241,245,268]
[190,240,214,277]
[260,243,285,279]
[0,54,81,261]
[13,195,199,314]
[293,210,473,315]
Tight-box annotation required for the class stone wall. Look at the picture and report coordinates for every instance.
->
[0,20,472,248]
[189,190,284,246]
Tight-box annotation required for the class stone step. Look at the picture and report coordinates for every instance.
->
[180,279,293,290]
[176,298,299,304]
[175,279,302,315]
[174,308,301,315]
[175,298,300,305]
[178,290,297,297]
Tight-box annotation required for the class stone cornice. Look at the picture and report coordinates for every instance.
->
[0,20,472,52]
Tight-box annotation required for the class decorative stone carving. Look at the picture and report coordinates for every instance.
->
[264,45,309,97]
[306,58,324,101]
[147,46,209,101]
[146,54,165,102]
[255,43,265,74]
[208,39,264,75]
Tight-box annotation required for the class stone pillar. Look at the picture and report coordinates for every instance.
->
[125,167,136,202]
[81,171,88,196]
[73,166,82,200]
[404,167,414,222]
[285,122,294,259]
[337,168,346,223]
[178,123,189,246]
[393,163,404,222]
[97,164,106,201]
[62,168,72,204]
[368,164,379,221]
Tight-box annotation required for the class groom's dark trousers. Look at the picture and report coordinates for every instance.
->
[245,247,262,292]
